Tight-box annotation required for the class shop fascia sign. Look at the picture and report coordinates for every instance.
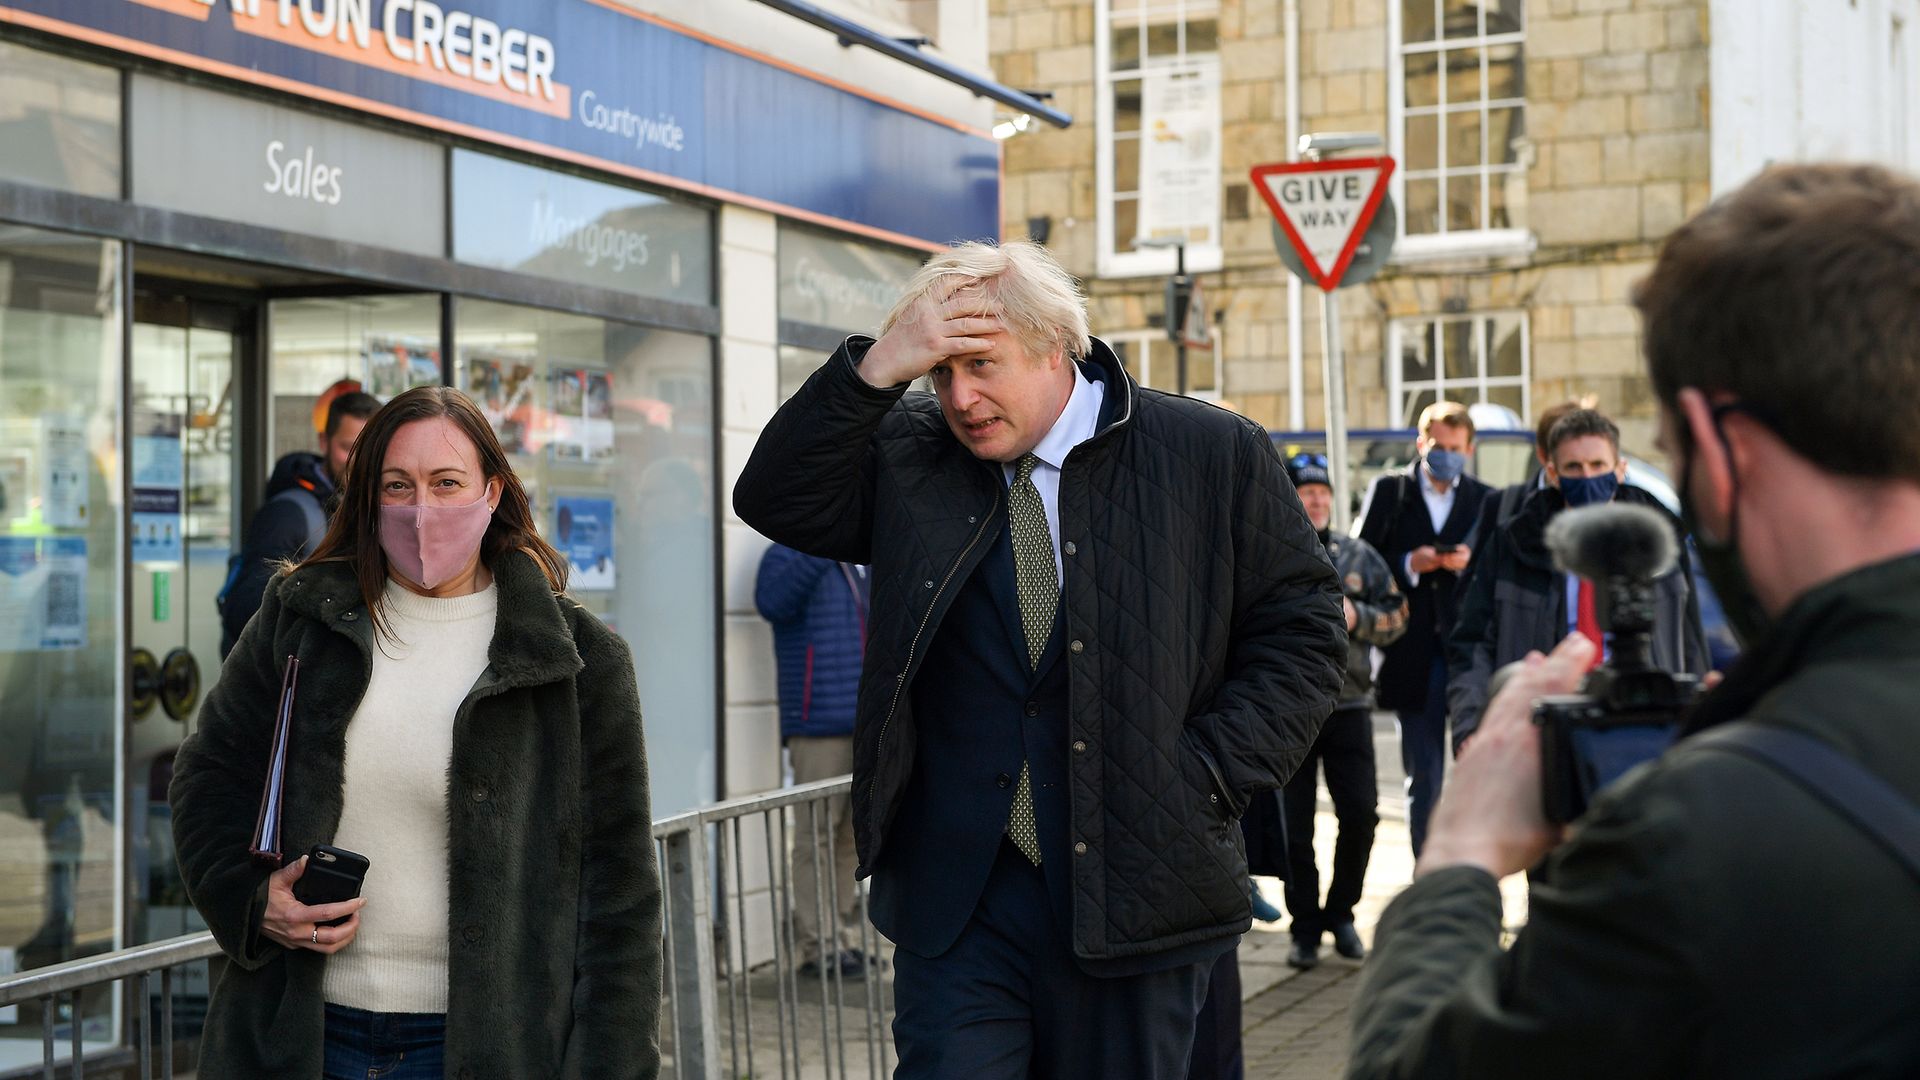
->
[13,0,998,246]
[186,0,564,110]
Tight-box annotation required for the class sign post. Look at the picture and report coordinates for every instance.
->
[1250,156,1396,533]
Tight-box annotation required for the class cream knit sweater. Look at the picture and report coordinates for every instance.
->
[321,579,496,1014]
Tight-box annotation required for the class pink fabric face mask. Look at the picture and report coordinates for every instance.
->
[378,488,495,589]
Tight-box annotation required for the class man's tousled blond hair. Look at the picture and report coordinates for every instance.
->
[881,240,1092,364]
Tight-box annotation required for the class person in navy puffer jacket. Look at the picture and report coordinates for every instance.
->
[756,543,873,978]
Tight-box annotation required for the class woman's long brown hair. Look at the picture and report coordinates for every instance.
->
[297,385,568,639]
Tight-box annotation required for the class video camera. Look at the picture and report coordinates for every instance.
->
[1531,503,1702,824]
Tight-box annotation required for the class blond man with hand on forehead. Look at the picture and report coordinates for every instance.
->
[736,241,1345,1079]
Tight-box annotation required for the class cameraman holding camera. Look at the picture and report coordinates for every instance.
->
[1348,163,1920,1078]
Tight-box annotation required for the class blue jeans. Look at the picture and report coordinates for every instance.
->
[323,1003,445,1080]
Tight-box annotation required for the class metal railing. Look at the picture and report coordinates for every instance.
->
[655,775,891,1080]
[0,931,219,1079]
[0,777,885,1080]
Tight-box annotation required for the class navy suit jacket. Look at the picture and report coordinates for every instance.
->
[1356,466,1490,712]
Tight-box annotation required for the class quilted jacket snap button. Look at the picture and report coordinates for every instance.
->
[1072,740,1087,754]
[1068,640,1084,654]
[996,773,1011,788]
[924,580,934,589]
[1073,842,1087,855]
[341,611,358,622]
[1064,541,1077,556]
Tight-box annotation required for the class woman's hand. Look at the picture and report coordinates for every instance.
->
[259,856,365,954]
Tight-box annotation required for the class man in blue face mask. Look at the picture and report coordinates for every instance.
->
[1357,401,1492,856]
[1444,408,1709,750]
[1349,161,1920,1080]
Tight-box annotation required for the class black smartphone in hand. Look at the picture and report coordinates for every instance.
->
[293,844,369,927]
[1434,543,1460,554]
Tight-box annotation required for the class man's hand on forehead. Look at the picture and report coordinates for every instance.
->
[859,277,1007,388]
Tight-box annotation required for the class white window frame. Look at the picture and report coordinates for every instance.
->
[1386,311,1530,427]
[1104,325,1224,399]
[1387,0,1534,262]
[1094,0,1225,279]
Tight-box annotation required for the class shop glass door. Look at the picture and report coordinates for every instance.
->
[0,226,125,1069]
[124,289,248,1057]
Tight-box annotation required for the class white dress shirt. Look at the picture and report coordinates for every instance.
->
[1403,463,1459,587]
[1002,363,1105,587]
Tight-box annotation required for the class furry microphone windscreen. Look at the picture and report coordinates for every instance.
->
[1545,502,1679,582]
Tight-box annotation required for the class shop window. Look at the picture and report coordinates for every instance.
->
[452,299,716,817]
[0,42,121,199]
[0,225,125,1065]
[1096,0,1224,278]
[267,294,445,465]
[1389,311,1528,426]
[1392,0,1529,250]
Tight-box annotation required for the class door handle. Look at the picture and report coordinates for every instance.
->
[160,647,202,722]
[130,647,160,720]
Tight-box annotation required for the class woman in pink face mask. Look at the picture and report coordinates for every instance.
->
[170,386,661,1079]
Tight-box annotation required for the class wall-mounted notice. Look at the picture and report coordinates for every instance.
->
[0,536,87,651]
[41,415,88,528]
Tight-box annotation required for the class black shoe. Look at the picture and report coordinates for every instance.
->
[1331,923,1366,961]
[1286,940,1320,970]
[845,947,888,975]
[798,950,867,980]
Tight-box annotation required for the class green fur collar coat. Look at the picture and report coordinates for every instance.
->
[170,550,661,1079]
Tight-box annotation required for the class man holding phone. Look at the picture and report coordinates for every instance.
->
[1348,162,1920,1080]
[1356,402,1491,856]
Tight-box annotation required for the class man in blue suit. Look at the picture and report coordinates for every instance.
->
[1356,402,1492,856]
[756,543,871,978]
[735,241,1344,1078]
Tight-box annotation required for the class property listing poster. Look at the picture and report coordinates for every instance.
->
[461,350,543,455]
[554,495,615,590]
[364,336,442,400]
[549,367,614,462]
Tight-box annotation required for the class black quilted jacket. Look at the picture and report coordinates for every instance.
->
[735,336,1346,959]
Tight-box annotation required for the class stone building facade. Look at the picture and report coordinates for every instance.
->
[990,0,1716,460]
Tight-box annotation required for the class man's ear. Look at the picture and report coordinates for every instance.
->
[1677,388,1735,525]
[1544,463,1561,487]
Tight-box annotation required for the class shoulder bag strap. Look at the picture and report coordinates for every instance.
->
[1694,722,1920,885]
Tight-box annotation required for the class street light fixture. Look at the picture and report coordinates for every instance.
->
[1297,131,1384,160]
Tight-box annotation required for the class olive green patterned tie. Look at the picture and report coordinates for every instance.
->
[1006,453,1056,866]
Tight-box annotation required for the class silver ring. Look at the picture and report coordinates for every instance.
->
[311,927,319,944]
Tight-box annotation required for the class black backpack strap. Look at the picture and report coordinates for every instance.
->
[1693,722,1920,884]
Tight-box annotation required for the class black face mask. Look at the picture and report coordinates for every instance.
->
[1679,402,1773,649]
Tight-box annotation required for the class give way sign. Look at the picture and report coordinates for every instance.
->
[1250,158,1396,291]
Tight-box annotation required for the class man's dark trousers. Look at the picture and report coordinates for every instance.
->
[871,522,1221,1078]
[1282,704,1380,939]
[1398,656,1449,856]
